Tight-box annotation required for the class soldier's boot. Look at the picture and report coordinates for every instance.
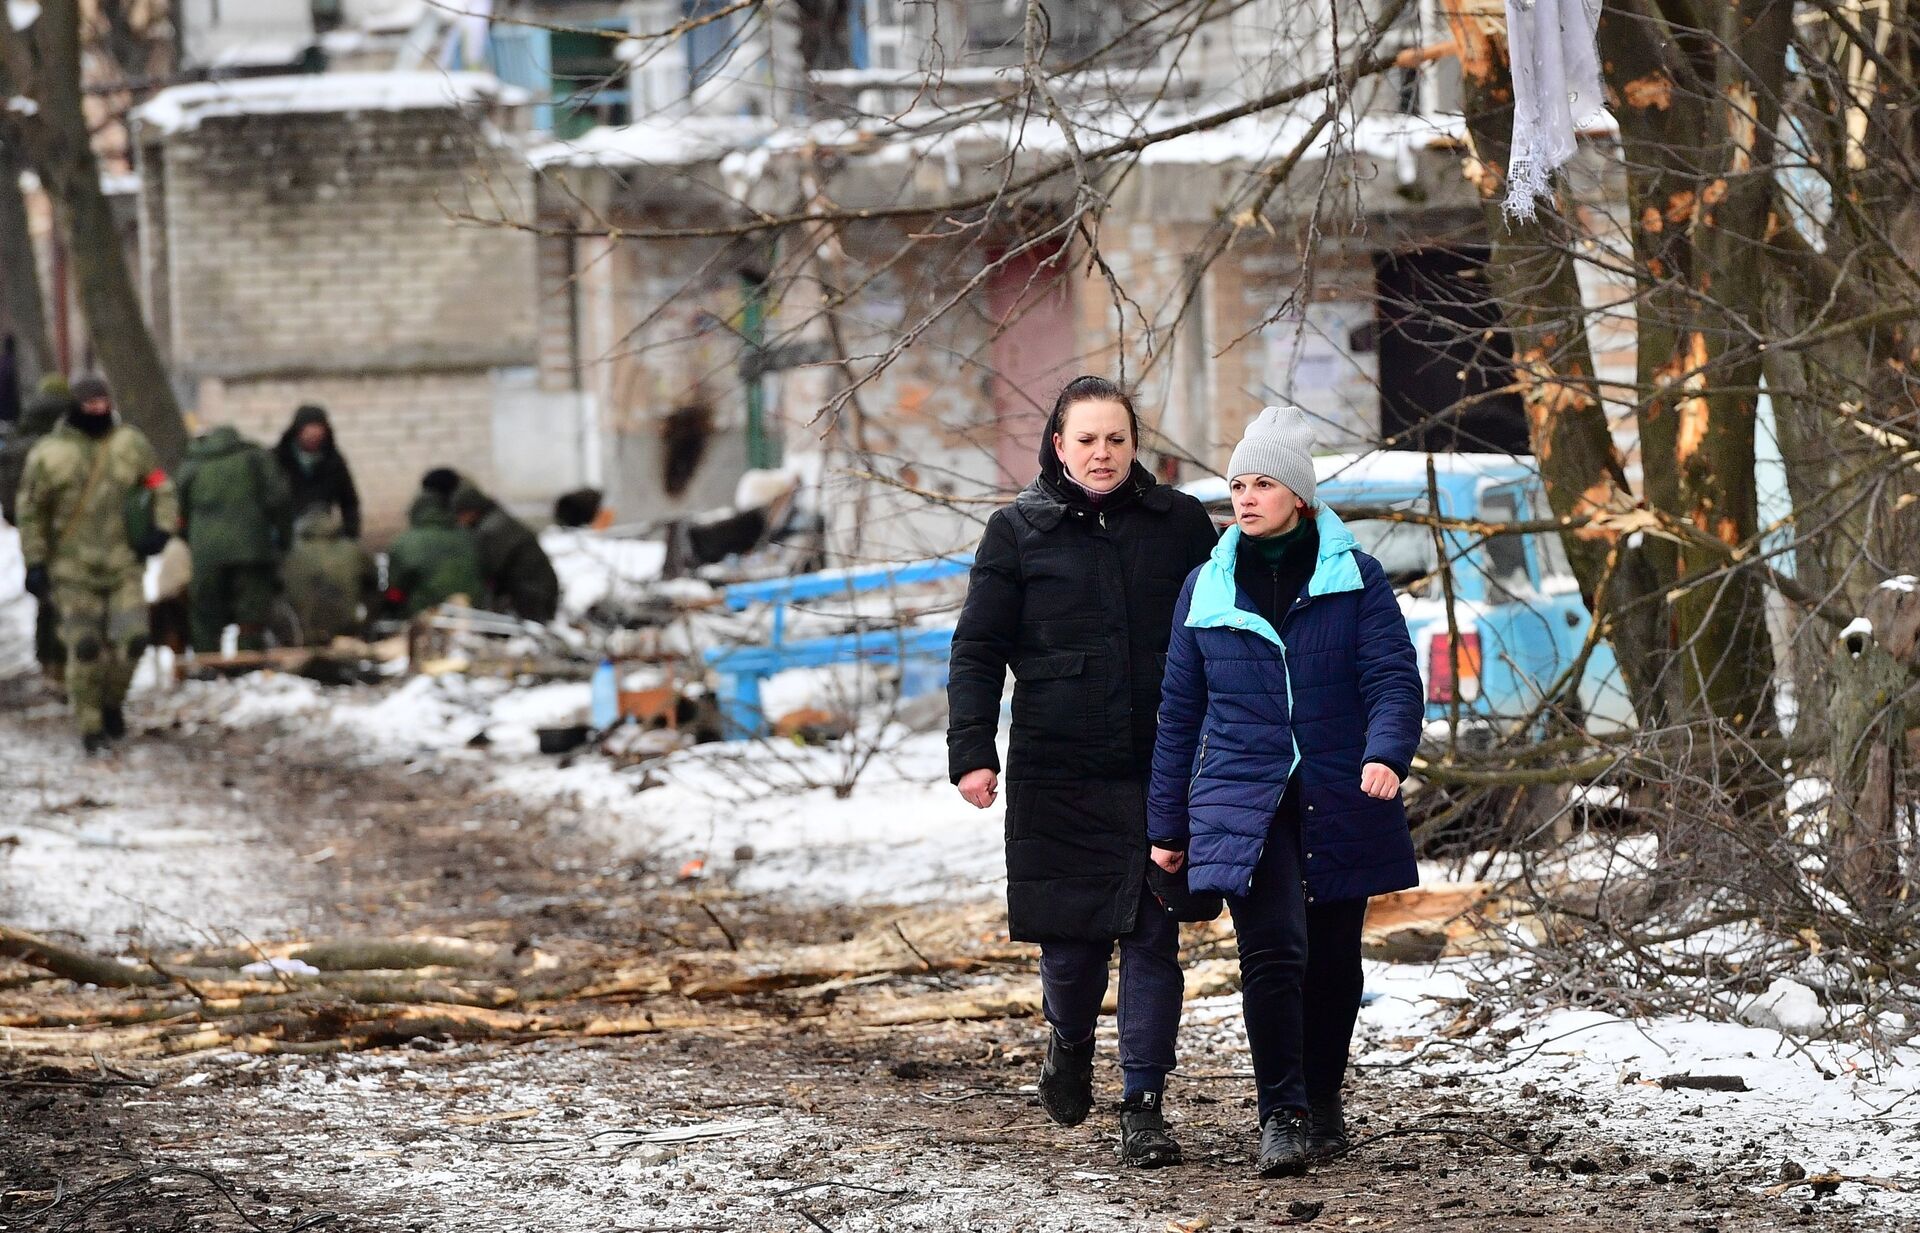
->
[235,623,268,653]
[66,636,107,747]
[102,707,126,740]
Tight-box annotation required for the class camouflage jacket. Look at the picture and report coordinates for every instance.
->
[17,421,179,587]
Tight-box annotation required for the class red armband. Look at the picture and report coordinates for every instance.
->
[144,469,168,489]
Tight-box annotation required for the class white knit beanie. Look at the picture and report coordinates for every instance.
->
[1227,404,1316,505]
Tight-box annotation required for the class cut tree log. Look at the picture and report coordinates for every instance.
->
[0,925,166,988]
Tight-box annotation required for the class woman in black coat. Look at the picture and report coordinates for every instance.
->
[274,404,361,539]
[948,375,1216,1168]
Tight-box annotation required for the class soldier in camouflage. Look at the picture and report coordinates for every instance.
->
[16,376,179,752]
[0,375,77,684]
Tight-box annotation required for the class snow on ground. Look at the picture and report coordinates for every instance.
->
[497,728,1004,903]
[0,707,322,949]
[1181,957,1920,1220]
[0,525,32,678]
[540,527,671,618]
[161,670,1004,906]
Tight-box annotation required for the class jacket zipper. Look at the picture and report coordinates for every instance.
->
[1190,731,1209,793]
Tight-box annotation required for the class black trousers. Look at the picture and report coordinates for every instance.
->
[1227,785,1369,1123]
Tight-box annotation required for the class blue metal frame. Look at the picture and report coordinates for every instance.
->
[704,555,974,736]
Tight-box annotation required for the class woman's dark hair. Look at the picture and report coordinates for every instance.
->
[1046,375,1140,445]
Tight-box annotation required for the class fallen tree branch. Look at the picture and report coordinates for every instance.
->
[0,925,165,989]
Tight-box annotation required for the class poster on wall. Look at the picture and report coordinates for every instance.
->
[1258,301,1379,451]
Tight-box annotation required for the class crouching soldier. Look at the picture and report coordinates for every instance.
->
[16,375,178,752]
[383,483,483,618]
[446,475,560,622]
[283,508,378,645]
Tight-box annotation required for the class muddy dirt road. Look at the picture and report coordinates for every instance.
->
[0,687,1885,1231]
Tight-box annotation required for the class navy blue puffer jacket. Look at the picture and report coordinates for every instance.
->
[1148,507,1423,902]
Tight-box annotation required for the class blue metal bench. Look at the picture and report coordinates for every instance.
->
[704,555,973,736]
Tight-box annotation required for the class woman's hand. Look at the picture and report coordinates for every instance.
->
[1360,762,1402,800]
[957,768,999,809]
[1150,846,1186,873]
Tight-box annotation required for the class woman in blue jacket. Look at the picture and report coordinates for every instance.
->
[1148,405,1423,1178]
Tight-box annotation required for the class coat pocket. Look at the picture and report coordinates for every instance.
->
[1008,651,1091,750]
[1011,651,1086,681]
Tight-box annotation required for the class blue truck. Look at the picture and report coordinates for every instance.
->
[706,451,1632,743]
[1182,452,1634,744]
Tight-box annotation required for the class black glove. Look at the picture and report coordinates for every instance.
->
[135,528,171,557]
[23,564,50,601]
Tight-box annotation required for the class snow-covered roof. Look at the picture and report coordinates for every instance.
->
[526,97,1489,177]
[529,115,776,171]
[1138,110,1469,166]
[132,71,527,136]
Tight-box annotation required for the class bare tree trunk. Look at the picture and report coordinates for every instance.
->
[0,135,55,386]
[1828,583,1918,910]
[0,2,186,464]
[1592,2,1787,731]
[1442,2,1670,722]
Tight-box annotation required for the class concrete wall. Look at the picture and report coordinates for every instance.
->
[194,370,499,542]
[141,96,541,538]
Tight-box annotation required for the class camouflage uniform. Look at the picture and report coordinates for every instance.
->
[16,419,179,737]
[0,378,77,675]
[282,508,377,645]
[384,492,483,617]
[175,425,293,653]
[450,478,560,622]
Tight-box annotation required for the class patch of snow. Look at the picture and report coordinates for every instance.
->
[240,956,321,978]
[1880,574,1917,593]
[0,525,34,678]
[6,94,37,116]
[529,115,775,169]
[1354,963,1920,1221]
[497,728,1004,905]
[1840,616,1874,642]
[540,527,669,617]
[132,71,527,136]
[1739,977,1830,1037]
[7,2,37,33]
[0,719,316,948]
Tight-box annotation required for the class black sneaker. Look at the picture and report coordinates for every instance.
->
[1257,1110,1311,1177]
[1119,1091,1182,1168]
[81,731,111,756]
[1306,1097,1350,1161]
[1037,1032,1095,1127]
[102,707,126,740]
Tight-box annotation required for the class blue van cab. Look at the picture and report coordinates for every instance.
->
[1182,452,1634,744]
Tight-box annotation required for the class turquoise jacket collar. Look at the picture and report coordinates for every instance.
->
[1185,505,1364,645]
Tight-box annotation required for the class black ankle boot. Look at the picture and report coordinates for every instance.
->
[1306,1097,1350,1160]
[1119,1091,1182,1168]
[1037,1032,1095,1126]
[102,707,125,739]
[1257,1109,1311,1177]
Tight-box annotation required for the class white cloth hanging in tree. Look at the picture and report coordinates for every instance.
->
[1503,0,1610,221]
